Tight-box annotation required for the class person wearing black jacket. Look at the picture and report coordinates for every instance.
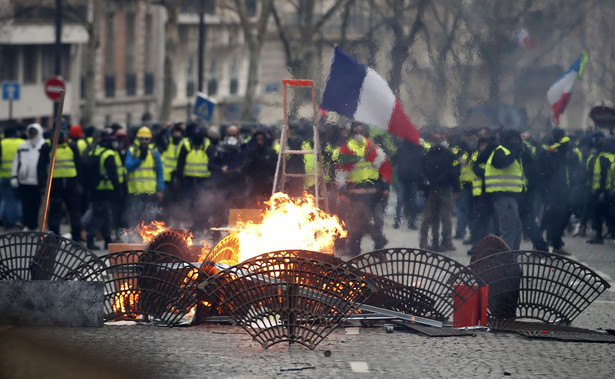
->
[81,132,121,249]
[37,129,83,242]
[418,140,459,252]
[467,137,497,250]
[518,139,549,252]
[393,140,424,229]
[243,129,277,206]
[540,128,576,253]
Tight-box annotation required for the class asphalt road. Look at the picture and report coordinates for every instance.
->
[2,209,615,378]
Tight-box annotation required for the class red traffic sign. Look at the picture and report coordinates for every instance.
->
[44,76,66,101]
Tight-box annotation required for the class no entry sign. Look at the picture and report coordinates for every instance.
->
[44,77,66,101]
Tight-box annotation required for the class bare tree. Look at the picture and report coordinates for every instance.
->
[80,0,102,125]
[383,0,428,96]
[271,0,349,80]
[233,0,273,121]
[158,0,185,122]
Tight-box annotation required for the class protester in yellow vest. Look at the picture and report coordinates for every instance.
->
[37,124,83,242]
[587,138,615,245]
[0,126,24,228]
[81,132,122,250]
[69,124,89,156]
[484,130,524,250]
[124,126,164,227]
[335,122,391,256]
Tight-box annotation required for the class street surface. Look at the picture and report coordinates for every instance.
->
[1,207,615,378]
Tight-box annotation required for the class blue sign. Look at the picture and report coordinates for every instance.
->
[193,92,216,121]
[2,82,20,101]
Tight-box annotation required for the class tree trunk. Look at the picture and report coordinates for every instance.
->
[240,39,261,121]
[159,4,180,122]
[81,0,101,126]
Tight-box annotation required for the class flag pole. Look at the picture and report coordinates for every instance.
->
[39,89,66,233]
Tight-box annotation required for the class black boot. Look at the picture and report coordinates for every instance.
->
[87,237,100,250]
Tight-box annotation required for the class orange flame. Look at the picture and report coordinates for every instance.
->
[112,282,140,315]
[135,220,194,246]
[230,193,346,263]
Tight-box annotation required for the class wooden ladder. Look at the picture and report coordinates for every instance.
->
[272,79,329,211]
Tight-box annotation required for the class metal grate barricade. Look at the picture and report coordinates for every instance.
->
[343,248,483,321]
[469,250,611,325]
[0,231,103,281]
[73,250,206,326]
[198,250,375,349]
[145,230,199,262]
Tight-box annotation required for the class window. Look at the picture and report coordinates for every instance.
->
[186,57,195,97]
[125,12,136,96]
[207,58,217,95]
[229,57,238,95]
[23,45,38,84]
[0,45,18,81]
[144,73,154,95]
[125,73,136,96]
[105,75,115,98]
[41,45,70,81]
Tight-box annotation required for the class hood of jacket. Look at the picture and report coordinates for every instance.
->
[26,123,44,147]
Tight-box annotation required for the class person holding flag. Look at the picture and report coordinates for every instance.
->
[334,121,392,257]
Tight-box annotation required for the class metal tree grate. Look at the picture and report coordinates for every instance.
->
[73,250,206,326]
[469,250,611,325]
[469,235,510,262]
[145,230,200,262]
[0,232,103,281]
[199,250,375,349]
[343,248,483,321]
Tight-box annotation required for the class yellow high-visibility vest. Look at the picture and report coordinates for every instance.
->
[162,138,187,182]
[127,146,157,194]
[346,138,379,183]
[484,146,524,193]
[52,144,77,178]
[0,137,23,178]
[184,141,211,178]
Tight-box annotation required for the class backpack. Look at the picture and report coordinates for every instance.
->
[83,148,104,190]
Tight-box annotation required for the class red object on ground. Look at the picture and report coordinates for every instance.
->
[453,284,489,328]
[44,76,66,101]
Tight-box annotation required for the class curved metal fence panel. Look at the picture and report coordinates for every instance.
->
[0,232,103,281]
[199,250,374,349]
[469,250,611,325]
[73,250,206,326]
[343,248,483,321]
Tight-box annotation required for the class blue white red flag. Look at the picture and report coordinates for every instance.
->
[547,52,588,124]
[515,26,536,49]
[321,47,420,145]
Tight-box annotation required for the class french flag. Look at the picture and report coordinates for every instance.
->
[321,47,420,145]
[547,52,588,124]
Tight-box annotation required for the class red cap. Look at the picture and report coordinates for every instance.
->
[69,124,84,139]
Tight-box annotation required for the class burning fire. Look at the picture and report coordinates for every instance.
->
[112,282,140,315]
[135,220,194,246]
[230,193,346,263]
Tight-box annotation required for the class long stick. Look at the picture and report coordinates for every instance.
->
[40,90,66,232]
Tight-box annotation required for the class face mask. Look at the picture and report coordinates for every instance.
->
[172,136,182,144]
[353,134,365,143]
[226,136,239,146]
[440,140,450,149]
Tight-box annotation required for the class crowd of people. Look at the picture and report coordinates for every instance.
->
[0,118,614,257]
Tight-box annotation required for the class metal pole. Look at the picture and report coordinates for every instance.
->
[8,99,12,127]
[53,0,62,121]
[40,90,66,233]
[197,0,205,93]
